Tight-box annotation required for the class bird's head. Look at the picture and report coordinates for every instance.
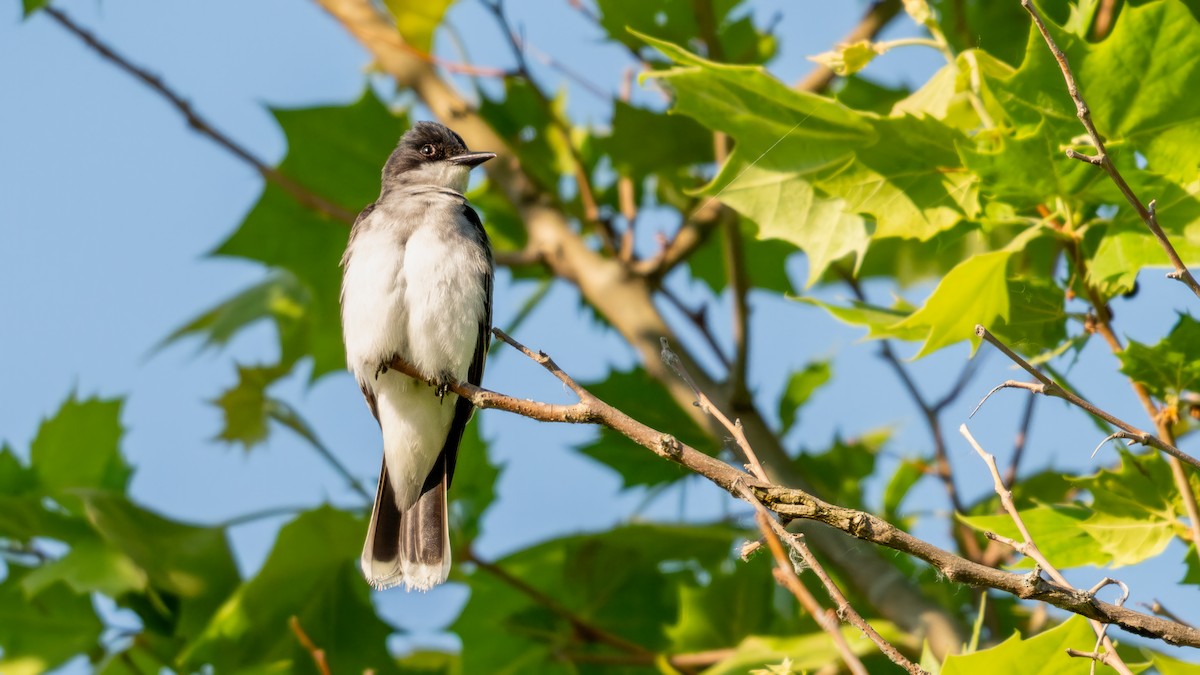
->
[382,121,495,194]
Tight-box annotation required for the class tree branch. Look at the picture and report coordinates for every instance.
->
[1021,0,1200,299]
[973,325,1200,472]
[381,329,1200,649]
[960,425,1134,675]
[43,7,357,225]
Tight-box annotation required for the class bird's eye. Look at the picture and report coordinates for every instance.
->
[419,144,437,157]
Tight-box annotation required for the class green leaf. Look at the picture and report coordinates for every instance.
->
[81,493,240,639]
[958,504,1109,569]
[701,153,869,286]
[795,295,924,342]
[599,100,712,179]
[778,360,831,434]
[1072,450,1180,567]
[599,0,774,64]
[941,615,1098,674]
[454,523,739,673]
[688,215,796,294]
[893,250,1012,358]
[1118,313,1200,401]
[21,534,147,599]
[30,394,130,497]
[883,458,926,521]
[990,275,1067,355]
[1185,544,1200,585]
[834,75,911,117]
[183,507,398,674]
[383,0,454,53]
[1149,651,1200,675]
[704,623,908,675]
[665,556,780,651]
[211,364,291,448]
[478,79,572,194]
[21,0,47,17]
[214,92,409,379]
[575,367,710,488]
[990,0,1200,184]
[0,567,103,675]
[161,270,311,367]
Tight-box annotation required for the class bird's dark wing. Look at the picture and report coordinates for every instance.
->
[428,203,492,492]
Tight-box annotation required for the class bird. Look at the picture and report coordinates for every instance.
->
[340,121,495,591]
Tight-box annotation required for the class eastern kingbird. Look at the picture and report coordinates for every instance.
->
[340,121,495,591]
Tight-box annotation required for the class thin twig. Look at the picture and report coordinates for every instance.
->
[753,510,871,675]
[662,338,769,480]
[44,7,356,225]
[973,325,1200,472]
[631,198,729,281]
[737,485,926,675]
[1139,600,1194,628]
[1021,0,1200,299]
[289,616,332,675]
[960,426,1134,675]
[659,287,732,371]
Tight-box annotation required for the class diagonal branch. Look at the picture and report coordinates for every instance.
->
[1020,0,1200,299]
[973,325,1200,471]
[382,329,1200,649]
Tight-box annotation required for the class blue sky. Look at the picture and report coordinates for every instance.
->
[2,0,1197,661]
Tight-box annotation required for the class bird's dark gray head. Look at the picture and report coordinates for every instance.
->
[382,121,495,194]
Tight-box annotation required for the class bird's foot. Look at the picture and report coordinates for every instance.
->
[374,360,390,380]
[432,370,456,403]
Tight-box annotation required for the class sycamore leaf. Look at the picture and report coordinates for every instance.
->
[211,364,291,449]
[182,507,398,674]
[894,250,1011,358]
[702,153,869,285]
[599,0,775,64]
[778,360,831,434]
[600,100,712,178]
[941,615,1098,674]
[1118,313,1200,401]
[958,504,1108,569]
[213,92,408,379]
[454,524,740,673]
[0,568,103,675]
[30,394,130,498]
[383,0,454,53]
[705,623,908,675]
[1072,450,1180,567]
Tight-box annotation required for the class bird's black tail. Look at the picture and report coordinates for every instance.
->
[361,454,450,591]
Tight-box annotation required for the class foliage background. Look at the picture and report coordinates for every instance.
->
[3,0,1200,672]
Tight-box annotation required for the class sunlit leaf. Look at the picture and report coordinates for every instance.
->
[942,615,1097,674]
[383,0,455,53]
[0,568,103,675]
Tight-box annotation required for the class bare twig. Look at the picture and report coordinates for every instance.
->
[1021,0,1200,299]
[753,510,871,675]
[1139,600,1194,628]
[739,486,927,675]
[659,287,732,371]
[631,198,730,281]
[662,338,768,480]
[44,7,356,225]
[380,330,1200,648]
[1004,394,1038,486]
[973,325,1200,472]
[795,0,904,92]
[960,426,1134,675]
[289,617,332,675]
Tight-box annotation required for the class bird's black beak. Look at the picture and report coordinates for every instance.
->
[447,151,497,168]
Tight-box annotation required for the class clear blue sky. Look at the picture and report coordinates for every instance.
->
[2,0,1197,661]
